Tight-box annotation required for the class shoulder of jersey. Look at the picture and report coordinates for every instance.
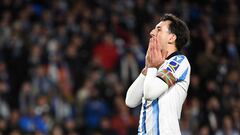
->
[168,54,187,64]
[166,54,190,73]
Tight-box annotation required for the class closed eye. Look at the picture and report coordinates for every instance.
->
[156,26,161,31]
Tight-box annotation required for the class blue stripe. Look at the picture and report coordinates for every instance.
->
[173,55,185,63]
[178,67,189,81]
[152,99,160,135]
[142,100,147,134]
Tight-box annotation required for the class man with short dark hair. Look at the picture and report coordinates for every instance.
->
[125,13,191,135]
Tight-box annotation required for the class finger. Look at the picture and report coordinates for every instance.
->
[152,39,158,59]
[155,36,161,51]
[150,41,155,61]
[150,37,155,50]
[147,38,153,51]
[153,37,161,52]
[153,37,162,58]
[148,38,153,53]
[150,41,154,56]
[150,38,155,52]
[146,38,153,56]
[152,37,158,52]
[147,39,151,52]
[154,37,158,50]
[155,37,159,50]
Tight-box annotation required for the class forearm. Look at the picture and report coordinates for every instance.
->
[143,68,168,100]
[125,74,145,108]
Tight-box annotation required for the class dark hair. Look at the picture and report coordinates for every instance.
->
[161,13,190,51]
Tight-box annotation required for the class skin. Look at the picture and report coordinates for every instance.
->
[142,20,177,74]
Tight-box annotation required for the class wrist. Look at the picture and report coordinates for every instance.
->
[148,64,160,69]
[141,67,147,76]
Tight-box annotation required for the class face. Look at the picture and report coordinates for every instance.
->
[150,20,175,50]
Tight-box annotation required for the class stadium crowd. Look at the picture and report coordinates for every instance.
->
[0,0,239,135]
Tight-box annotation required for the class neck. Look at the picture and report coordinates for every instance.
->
[166,45,177,57]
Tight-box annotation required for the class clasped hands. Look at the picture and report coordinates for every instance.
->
[145,37,168,68]
[142,37,168,75]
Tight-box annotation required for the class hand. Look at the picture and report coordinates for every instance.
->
[141,38,151,75]
[147,37,168,68]
[145,41,151,68]
[141,67,147,75]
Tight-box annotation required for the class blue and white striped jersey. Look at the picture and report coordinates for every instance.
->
[136,52,191,135]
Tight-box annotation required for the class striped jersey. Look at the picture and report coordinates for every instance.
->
[138,52,191,135]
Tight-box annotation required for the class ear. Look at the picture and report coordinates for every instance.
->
[168,34,176,44]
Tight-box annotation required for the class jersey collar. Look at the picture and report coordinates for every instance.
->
[166,51,182,60]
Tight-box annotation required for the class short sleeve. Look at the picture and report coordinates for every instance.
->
[157,55,190,88]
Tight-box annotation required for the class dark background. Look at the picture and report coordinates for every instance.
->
[0,0,239,135]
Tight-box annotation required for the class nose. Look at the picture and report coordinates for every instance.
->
[150,29,155,37]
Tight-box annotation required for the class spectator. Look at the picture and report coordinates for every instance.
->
[93,33,120,71]
[51,125,63,135]
[99,117,118,135]
[120,49,139,86]
[6,110,21,134]
[19,81,35,114]
[83,88,109,130]
[19,108,48,134]
[215,115,239,135]
[0,0,239,135]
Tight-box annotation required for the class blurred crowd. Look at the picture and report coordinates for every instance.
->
[0,0,239,135]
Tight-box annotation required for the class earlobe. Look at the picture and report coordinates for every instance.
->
[171,34,176,42]
[169,34,176,44]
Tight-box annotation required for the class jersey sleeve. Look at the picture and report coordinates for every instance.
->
[125,74,145,108]
[143,55,191,100]
[157,55,190,90]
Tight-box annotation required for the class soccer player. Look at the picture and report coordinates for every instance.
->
[125,13,191,135]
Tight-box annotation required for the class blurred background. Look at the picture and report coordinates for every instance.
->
[0,0,239,135]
